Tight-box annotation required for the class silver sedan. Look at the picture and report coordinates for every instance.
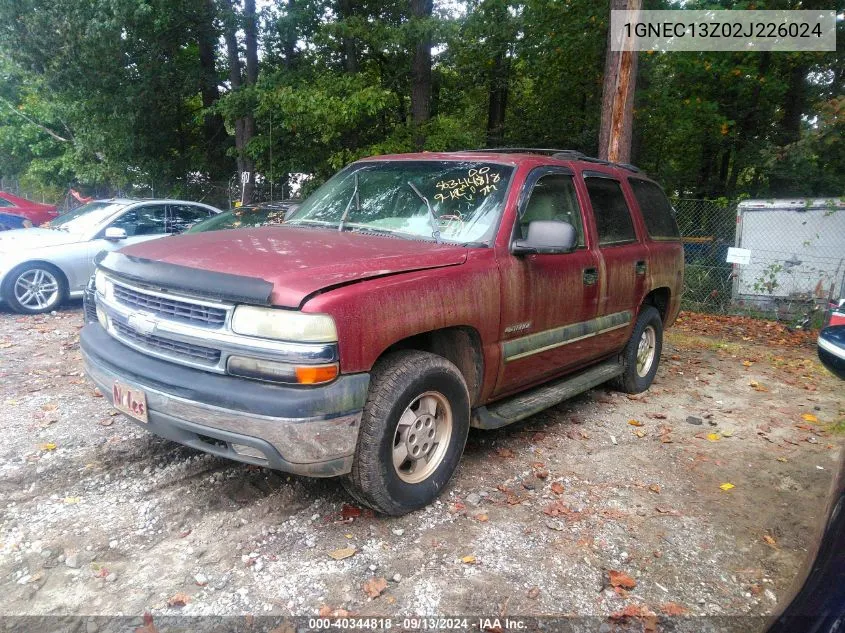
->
[0,198,222,314]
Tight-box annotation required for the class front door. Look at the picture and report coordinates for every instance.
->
[84,204,170,289]
[494,168,601,397]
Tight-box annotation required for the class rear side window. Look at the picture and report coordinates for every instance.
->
[629,179,680,239]
[584,177,636,245]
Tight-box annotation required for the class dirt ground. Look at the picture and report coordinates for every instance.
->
[0,303,842,627]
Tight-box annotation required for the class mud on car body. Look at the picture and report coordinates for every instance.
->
[81,149,684,515]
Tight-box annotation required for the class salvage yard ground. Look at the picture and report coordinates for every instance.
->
[0,305,842,627]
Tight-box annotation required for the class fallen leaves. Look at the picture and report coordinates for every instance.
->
[706,433,721,442]
[543,500,568,517]
[319,606,350,618]
[39,442,57,451]
[475,513,489,522]
[461,555,477,564]
[648,483,661,494]
[608,570,637,590]
[762,535,779,549]
[676,311,816,349]
[134,613,158,633]
[719,483,735,491]
[749,381,769,393]
[362,577,388,599]
[655,506,680,516]
[167,593,190,607]
[495,447,515,458]
[328,547,356,561]
[801,413,819,423]
[628,419,644,427]
[550,482,565,495]
[660,602,690,616]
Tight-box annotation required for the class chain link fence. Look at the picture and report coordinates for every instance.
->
[673,197,845,324]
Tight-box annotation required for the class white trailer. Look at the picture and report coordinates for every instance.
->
[732,198,845,307]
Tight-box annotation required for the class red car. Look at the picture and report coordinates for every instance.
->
[81,149,684,514]
[0,191,58,226]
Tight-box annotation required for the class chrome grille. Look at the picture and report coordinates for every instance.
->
[113,283,227,327]
[84,299,98,324]
[113,320,221,365]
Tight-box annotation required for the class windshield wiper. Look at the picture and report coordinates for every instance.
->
[337,173,360,232]
[343,225,415,240]
[407,182,441,244]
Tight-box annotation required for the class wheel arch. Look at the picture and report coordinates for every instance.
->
[642,286,671,322]
[379,326,484,406]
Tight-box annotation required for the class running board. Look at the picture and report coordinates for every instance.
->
[471,359,623,430]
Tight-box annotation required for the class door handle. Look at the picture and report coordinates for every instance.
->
[583,267,598,286]
[635,260,647,275]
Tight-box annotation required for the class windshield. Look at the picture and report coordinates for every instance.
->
[44,202,127,234]
[186,204,293,234]
[286,160,513,244]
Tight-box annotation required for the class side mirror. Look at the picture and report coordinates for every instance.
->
[104,227,127,241]
[512,220,577,255]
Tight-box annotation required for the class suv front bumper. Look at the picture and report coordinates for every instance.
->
[80,324,369,477]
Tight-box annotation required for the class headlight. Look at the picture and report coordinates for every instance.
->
[94,269,113,301]
[231,306,337,343]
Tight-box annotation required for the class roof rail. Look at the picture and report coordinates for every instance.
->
[460,147,576,156]
[458,147,641,173]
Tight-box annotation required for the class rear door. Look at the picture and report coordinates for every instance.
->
[494,167,601,396]
[581,172,649,352]
[167,204,216,234]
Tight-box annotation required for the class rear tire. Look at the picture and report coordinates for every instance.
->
[343,350,470,516]
[613,305,663,394]
[1,262,67,315]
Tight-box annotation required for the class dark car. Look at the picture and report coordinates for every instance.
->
[185,200,298,233]
[818,326,845,379]
[0,212,33,231]
[817,299,844,380]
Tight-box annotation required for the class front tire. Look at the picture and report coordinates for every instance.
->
[614,305,663,394]
[2,263,67,314]
[343,350,470,516]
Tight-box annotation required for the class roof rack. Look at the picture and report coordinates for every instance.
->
[459,147,641,173]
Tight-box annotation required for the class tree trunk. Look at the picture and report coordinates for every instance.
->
[244,0,259,85]
[410,0,433,150]
[598,0,640,163]
[485,52,509,147]
[779,60,806,146]
[223,0,256,204]
[197,0,228,176]
[337,0,358,73]
[241,0,258,203]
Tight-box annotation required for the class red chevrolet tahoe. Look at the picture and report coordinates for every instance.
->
[81,149,683,515]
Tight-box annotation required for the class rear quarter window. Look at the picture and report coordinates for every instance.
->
[629,179,680,239]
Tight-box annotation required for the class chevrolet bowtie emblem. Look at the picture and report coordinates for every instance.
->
[127,312,158,336]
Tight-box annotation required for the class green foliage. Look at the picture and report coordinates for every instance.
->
[0,0,841,199]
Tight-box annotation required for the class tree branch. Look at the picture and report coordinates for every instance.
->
[0,97,71,142]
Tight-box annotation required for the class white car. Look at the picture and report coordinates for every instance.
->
[0,198,222,314]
